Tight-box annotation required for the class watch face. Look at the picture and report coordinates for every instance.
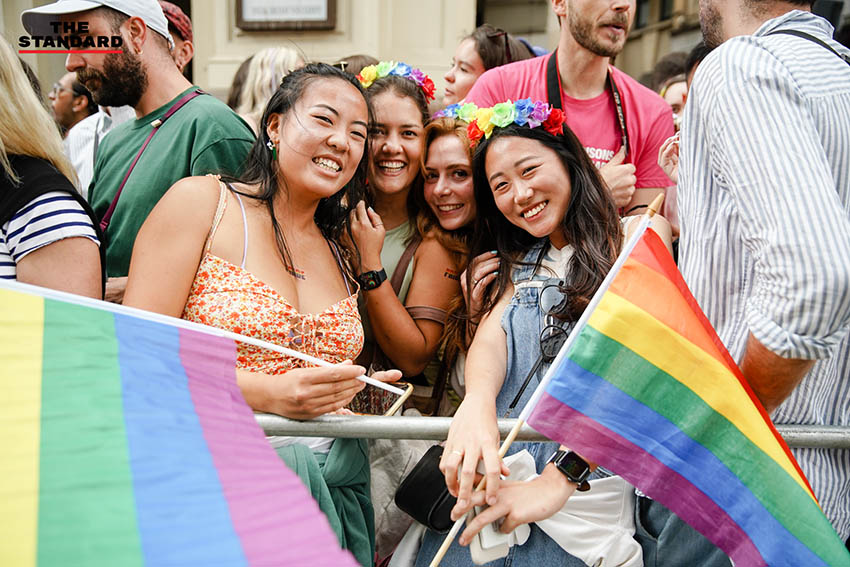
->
[558,452,591,481]
[359,270,384,290]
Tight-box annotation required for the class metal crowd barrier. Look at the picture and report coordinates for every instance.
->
[256,414,850,449]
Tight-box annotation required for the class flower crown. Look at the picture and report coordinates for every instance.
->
[434,99,565,148]
[357,61,436,102]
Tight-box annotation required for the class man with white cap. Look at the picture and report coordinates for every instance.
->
[22,0,254,303]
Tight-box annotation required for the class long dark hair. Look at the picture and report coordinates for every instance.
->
[225,62,373,272]
[470,124,622,321]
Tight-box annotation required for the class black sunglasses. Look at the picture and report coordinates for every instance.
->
[504,278,568,416]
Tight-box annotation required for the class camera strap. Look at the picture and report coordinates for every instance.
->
[546,50,630,155]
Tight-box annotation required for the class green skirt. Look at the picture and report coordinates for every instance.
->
[276,439,375,566]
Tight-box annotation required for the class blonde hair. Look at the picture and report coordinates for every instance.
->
[237,47,304,132]
[0,36,77,186]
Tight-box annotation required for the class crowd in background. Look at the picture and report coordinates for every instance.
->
[2,0,849,565]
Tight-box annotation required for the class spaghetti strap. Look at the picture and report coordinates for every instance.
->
[230,190,249,269]
[203,179,229,254]
[327,240,353,296]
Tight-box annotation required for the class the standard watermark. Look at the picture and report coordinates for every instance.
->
[19,21,123,54]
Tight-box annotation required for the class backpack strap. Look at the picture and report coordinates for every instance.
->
[764,29,850,66]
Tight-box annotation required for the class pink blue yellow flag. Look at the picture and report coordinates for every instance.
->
[0,282,357,567]
[526,229,850,567]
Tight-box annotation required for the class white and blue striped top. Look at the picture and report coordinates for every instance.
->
[0,191,100,280]
[679,10,850,539]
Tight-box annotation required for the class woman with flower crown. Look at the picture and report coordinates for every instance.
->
[123,63,402,566]
[407,105,502,412]
[350,62,462,389]
[415,100,671,567]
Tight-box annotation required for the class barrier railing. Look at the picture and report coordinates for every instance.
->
[256,414,850,449]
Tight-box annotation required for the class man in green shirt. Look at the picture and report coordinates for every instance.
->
[23,0,254,302]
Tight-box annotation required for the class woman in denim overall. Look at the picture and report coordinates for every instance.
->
[413,100,666,565]
[416,236,592,566]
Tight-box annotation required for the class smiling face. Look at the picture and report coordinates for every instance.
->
[485,136,572,247]
[444,38,486,105]
[423,134,476,230]
[566,0,635,58]
[268,77,368,200]
[368,90,425,198]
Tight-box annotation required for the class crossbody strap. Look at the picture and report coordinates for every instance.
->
[390,232,422,294]
[764,29,850,66]
[98,89,206,233]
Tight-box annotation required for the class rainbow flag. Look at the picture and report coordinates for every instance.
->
[0,283,356,567]
[526,229,850,567]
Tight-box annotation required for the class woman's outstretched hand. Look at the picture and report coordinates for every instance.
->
[457,465,575,546]
[440,393,510,521]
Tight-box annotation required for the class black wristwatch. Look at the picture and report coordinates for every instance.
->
[357,268,387,291]
[547,450,592,492]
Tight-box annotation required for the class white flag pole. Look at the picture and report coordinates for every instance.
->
[429,194,664,567]
[0,279,404,396]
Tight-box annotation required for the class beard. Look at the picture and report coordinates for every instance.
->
[568,10,630,58]
[76,46,147,108]
[699,0,724,48]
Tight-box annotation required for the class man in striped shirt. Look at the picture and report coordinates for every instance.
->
[637,0,850,564]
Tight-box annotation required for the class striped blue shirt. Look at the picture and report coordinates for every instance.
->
[679,11,850,539]
[0,192,99,280]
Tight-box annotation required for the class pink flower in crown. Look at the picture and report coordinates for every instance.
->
[527,101,550,128]
[408,68,426,86]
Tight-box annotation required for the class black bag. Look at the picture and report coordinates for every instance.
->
[394,445,457,533]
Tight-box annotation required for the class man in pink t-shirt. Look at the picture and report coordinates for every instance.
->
[466,0,675,221]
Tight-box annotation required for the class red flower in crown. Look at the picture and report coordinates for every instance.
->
[542,108,565,136]
[467,121,485,147]
[421,76,436,102]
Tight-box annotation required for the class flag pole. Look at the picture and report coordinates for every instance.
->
[429,194,664,567]
[0,280,404,396]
